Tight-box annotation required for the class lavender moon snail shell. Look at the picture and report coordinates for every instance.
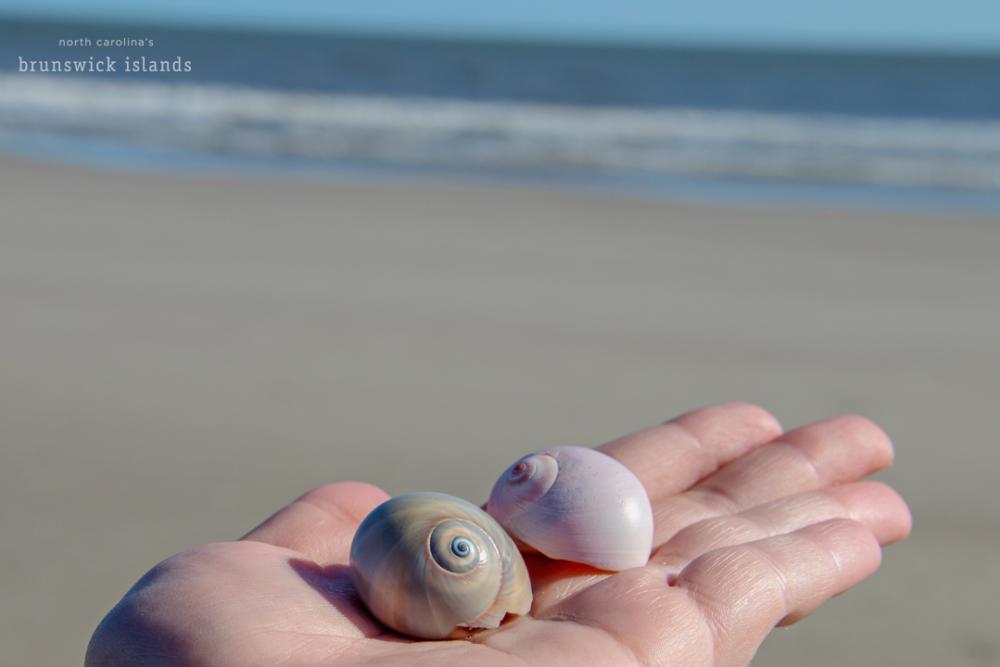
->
[487,446,654,571]
[349,492,532,639]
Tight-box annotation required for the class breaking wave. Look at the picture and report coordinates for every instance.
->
[2,74,999,190]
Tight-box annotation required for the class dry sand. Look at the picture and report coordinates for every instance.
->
[1,157,998,665]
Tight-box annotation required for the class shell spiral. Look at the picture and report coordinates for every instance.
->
[349,492,532,639]
[487,446,654,571]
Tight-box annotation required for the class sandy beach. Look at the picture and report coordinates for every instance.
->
[1,157,998,665]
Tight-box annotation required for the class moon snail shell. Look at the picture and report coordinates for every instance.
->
[487,446,654,571]
[349,492,532,639]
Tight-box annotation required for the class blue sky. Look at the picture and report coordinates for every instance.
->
[1,0,998,51]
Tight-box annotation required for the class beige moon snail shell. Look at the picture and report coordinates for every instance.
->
[487,446,654,571]
[349,492,532,639]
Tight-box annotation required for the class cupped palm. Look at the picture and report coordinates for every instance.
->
[87,403,911,667]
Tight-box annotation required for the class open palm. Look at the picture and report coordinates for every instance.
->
[87,403,911,667]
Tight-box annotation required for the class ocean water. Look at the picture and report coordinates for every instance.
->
[1,17,999,211]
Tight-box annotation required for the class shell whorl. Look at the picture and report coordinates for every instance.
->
[487,446,654,571]
[497,452,560,506]
[350,492,532,639]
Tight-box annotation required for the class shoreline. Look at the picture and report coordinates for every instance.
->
[5,152,1000,222]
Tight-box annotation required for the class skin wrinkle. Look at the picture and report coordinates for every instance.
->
[651,490,738,546]
[528,570,610,613]
[689,482,745,516]
[179,546,366,664]
[668,404,783,488]
[801,523,848,577]
[242,483,389,561]
[740,544,792,622]
[659,488,860,568]
[604,404,783,505]
[669,420,710,470]
[812,496,853,530]
[554,566,708,667]
[749,491,826,526]
[298,491,376,527]
[541,614,646,667]
[775,441,826,487]
[655,515,764,566]
[243,628,351,667]
[681,418,891,530]
[628,569,695,667]
[675,545,788,666]
[655,441,831,546]
[653,497,704,540]
[667,419,705,450]
[470,633,534,667]
[602,422,706,503]
[251,608,369,648]
[298,497,355,527]
[282,497,358,553]
[775,525,857,626]
[670,577,720,667]
[674,404,783,458]
[482,618,602,667]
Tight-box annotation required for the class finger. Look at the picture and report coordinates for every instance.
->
[653,414,894,543]
[548,519,881,667]
[599,402,782,500]
[241,482,389,563]
[677,519,882,664]
[653,481,911,569]
[523,403,780,613]
[525,480,908,615]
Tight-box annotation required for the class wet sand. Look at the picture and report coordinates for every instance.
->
[1,157,998,665]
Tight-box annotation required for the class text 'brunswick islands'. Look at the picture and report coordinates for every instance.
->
[18,56,192,73]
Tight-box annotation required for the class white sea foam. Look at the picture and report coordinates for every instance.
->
[1,74,999,189]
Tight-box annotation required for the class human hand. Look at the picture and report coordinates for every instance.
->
[86,403,911,666]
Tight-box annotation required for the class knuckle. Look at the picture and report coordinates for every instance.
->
[678,514,762,550]
[677,546,788,642]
